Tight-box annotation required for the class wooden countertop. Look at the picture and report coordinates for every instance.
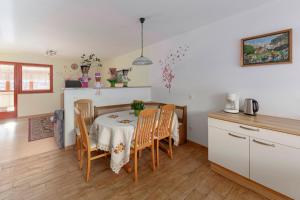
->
[208,112,300,137]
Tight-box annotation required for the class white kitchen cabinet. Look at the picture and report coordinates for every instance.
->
[208,126,250,178]
[250,137,300,199]
[208,114,300,200]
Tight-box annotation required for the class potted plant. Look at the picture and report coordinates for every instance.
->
[131,100,145,116]
[107,68,118,87]
[107,79,117,87]
[79,53,102,88]
[121,68,131,87]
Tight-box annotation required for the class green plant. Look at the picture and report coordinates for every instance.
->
[131,100,144,110]
[107,79,117,87]
[80,53,102,67]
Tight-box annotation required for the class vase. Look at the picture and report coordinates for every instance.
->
[109,68,117,80]
[134,110,141,117]
[110,82,116,87]
[80,65,91,88]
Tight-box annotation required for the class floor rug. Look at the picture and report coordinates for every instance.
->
[28,114,54,141]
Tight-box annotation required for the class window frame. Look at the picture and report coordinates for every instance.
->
[18,63,53,94]
[0,61,18,119]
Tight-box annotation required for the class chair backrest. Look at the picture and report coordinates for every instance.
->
[74,99,93,126]
[74,107,90,152]
[157,104,175,138]
[134,109,158,149]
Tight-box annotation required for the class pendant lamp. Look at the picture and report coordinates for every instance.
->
[132,18,153,65]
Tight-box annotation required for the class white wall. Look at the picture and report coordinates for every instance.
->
[104,0,300,147]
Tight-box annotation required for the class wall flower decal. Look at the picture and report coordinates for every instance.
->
[159,45,189,93]
[161,64,175,93]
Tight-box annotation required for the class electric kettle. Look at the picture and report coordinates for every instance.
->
[243,98,259,115]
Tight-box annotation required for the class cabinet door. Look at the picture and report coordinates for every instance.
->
[250,137,300,199]
[208,126,250,178]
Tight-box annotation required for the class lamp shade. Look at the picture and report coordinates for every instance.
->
[132,17,153,66]
[132,56,153,65]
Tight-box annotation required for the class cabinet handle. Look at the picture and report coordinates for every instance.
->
[239,125,260,132]
[253,139,275,147]
[228,133,246,139]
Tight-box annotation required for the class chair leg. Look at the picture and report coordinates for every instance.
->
[80,149,84,170]
[134,151,138,182]
[86,155,91,182]
[156,139,160,167]
[76,136,81,161]
[151,144,156,171]
[169,136,173,159]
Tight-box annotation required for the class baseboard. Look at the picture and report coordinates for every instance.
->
[187,140,208,149]
[210,162,291,200]
[18,113,53,119]
[64,145,75,151]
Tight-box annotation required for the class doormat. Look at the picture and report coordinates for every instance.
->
[28,114,54,141]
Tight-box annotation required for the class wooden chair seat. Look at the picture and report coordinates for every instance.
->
[155,104,176,167]
[89,136,97,150]
[75,107,109,182]
[74,99,94,162]
[131,108,158,182]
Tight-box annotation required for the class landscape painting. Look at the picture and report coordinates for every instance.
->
[241,29,292,66]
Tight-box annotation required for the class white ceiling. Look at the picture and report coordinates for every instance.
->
[0,0,271,59]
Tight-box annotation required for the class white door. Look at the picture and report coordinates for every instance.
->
[208,126,250,178]
[250,137,300,199]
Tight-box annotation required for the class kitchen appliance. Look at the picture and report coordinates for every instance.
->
[243,98,259,115]
[224,93,239,114]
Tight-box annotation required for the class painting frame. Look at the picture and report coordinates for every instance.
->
[241,29,292,67]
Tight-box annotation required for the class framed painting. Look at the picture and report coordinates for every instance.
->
[241,29,292,66]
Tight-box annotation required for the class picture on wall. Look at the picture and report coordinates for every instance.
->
[241,29,292,66]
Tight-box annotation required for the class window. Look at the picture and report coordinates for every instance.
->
[0,62,53,94]
[0,64,14,91]
[20,64,53,93]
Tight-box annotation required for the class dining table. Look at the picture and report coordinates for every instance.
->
[89,110,179,174]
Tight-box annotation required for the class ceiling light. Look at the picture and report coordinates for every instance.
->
[46,49,57,56]
[132,18,153,65]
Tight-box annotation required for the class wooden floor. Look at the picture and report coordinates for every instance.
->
[0,118,58,163]
[0,142,267,200]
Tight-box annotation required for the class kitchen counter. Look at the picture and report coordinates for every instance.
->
[208,111,300,137]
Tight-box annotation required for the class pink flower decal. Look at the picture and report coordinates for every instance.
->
[159,45,189,93]
[161,64,175,93]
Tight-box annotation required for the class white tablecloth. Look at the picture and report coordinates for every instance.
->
[90,110,179,174]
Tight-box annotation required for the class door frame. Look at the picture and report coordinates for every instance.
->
[0,61,18,119]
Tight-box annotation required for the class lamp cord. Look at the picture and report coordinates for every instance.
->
[141,22,144,57]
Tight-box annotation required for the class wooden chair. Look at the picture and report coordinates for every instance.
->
[131,109,158,182]
[94,102,187,145]
[74,99,93,161]
[74,107,109,182]
[155,104,175,167]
